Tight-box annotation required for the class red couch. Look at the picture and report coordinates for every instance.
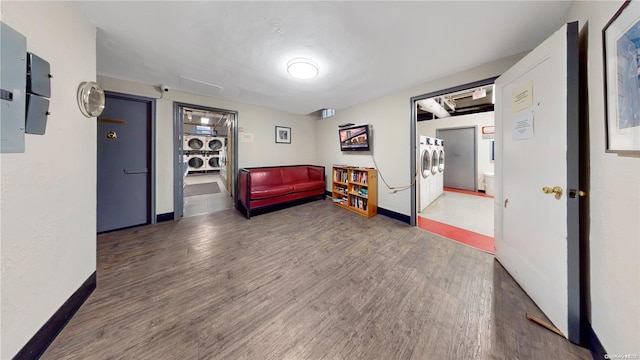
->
[237,165,326,218]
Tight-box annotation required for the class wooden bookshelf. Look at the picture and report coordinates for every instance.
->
[331,166,378,218]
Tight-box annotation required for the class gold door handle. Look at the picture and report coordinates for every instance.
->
[542,186,563,199]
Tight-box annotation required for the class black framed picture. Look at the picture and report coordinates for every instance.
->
[603,0,640,153]
[275,126,291,144]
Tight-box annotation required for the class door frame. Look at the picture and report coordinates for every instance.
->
[409,77,497,226]
[172,102,239,220]
[436,126,478,192]
[102,91,157,226]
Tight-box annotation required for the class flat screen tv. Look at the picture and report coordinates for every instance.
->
[339,124,371,151]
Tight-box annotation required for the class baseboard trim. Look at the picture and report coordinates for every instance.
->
[156,212,174,222]
[14,272,96,360]
[378,207,411,224]
[325,191,411,224]
[588,322,607,360]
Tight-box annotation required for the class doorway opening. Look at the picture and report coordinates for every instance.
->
[410,78,496,253]
[173,103,238,219]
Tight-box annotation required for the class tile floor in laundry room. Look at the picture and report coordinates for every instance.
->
[418,189,495,253]
[183,172,234,217]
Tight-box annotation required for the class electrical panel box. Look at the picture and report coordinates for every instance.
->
[25,52,51,134]
[25,94,50,135]
[1,22,27,153]
[27,52,51,97]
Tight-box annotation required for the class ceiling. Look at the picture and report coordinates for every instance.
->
[417,84,495,119]
[76,1,573,115]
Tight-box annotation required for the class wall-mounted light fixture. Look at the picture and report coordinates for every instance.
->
[77,81,105,118]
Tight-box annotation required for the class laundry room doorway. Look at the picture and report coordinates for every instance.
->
[173,103,237,219]
[412,80,496,253]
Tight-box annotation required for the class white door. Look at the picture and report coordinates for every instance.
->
[494,22,582,342]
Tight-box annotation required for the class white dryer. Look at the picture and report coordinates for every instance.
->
[205,136,225,151]
[419,136,434,212]
[206,155,221,170]
[186,153,206,172]
[184,135,205,151]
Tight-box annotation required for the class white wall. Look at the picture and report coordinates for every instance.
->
[0,3,97,358]
[566,1,640,354]
[417,111,495,190]
[97,76,318,214]
[315,55,523,215]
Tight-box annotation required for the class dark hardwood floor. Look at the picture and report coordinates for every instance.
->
[41,200,591,359]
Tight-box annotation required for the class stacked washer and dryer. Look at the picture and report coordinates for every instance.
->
[205,136,225,171]
[419,135,445,212]
[184,134,226,173]
[184,135,207,172]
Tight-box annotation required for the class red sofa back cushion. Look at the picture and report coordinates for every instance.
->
[249,168,283,186]
[281,167,309,183]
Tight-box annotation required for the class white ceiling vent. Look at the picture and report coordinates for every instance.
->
[179,76,223,96]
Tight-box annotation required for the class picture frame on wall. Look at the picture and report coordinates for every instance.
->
[603,0,640,153]
[275,126,291,144]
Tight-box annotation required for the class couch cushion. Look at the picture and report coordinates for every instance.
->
[250,168,284,186]
[251,184,294,199]
[291,180,325,193]
[281,167,310,183]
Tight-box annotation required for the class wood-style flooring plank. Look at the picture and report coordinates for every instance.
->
[40,200,590,360]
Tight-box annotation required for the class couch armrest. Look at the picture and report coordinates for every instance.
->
[308,166,325,182]
[238,169,250,208]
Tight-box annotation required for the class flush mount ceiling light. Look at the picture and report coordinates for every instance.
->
[200,117,210,124]
[287,58,319,79]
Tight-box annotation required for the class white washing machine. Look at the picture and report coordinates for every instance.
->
[206,155,221,170]
[429,138,440,202]
[434,138,445,199]
[186,153,206,172]
[205,136,225,151]
[419,136,434,212]
[184,135,206,151]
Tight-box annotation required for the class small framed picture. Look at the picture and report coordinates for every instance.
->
[603,0,640,153]
[275,126,291,144]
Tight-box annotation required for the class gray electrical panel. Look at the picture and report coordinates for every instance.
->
[1,22,27,153]
[27,53,51,97]
[25,94,50,135]
[25,52,51,134]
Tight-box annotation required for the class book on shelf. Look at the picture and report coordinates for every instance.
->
[333,169,348,183]
[351,171,368,184]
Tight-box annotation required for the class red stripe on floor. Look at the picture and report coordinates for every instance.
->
[444,187,494,198]
[418,216,494,254]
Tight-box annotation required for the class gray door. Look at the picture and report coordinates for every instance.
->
[97,95,151,232]
[437,127,476,191]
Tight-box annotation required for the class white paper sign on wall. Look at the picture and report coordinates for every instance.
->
[472,88,487,100]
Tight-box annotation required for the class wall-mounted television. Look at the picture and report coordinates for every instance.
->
[339,124,371,151]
